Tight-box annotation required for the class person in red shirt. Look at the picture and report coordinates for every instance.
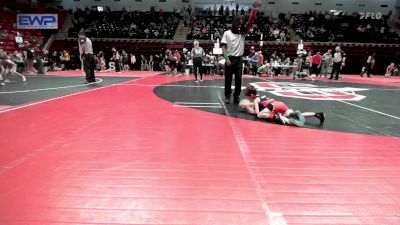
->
[239,85,325,126]
[173,50,181,75]
[258,51,264,70]
[173,50,181,64]
[311,51,323,77]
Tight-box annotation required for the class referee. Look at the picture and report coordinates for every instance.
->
[329,45,346,80]
[221,0,259,104]
[78,31,96,84]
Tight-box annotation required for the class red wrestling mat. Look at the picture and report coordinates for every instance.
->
[0,106,12,110]
[42,70,400,87]
[0,75,399,225]
[338,75,400,87]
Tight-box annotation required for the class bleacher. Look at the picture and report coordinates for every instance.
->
[1,5,393,76]
[68,9,179,39]
[0,2,67,52]
[291,11,399,43]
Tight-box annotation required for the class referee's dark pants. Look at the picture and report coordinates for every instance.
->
[225,56,243,99]
[83,53,96,83]
[365,63,373,77]
[193,57,203,80]
[330,62,342,80]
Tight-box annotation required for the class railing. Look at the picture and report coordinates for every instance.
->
[54,37,400,48]
[43,34,55,51]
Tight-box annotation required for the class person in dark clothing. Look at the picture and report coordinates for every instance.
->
[111,47,121,72]
[34,44,45,74]
[221,0,259,104]
[329,46,346,80]
[362,52,375,78]
[22,41,37,74]
[78,31,96,84]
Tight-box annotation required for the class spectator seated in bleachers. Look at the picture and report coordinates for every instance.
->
[69,8,180,39]
[291,11,399,43]
[0,2,66,53]
[187,10,291,42]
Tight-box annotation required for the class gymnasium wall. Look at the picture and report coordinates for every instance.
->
[61,0,396,15]
[61,0,189,12]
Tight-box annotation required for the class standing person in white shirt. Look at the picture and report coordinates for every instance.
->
[130,53,136,70]
[329,46,346,80]
[221,0,260,104]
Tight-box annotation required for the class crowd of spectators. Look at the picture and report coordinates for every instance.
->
[248,13,291,41]
[291,11,398,43]
[187,7,290,42]
[2,4,400,81]
[187,7,398,44]
[69,7,179,39]
[0,3,64,52]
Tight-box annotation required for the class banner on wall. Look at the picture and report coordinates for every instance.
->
[17,14,58,29]
[359,12,383,19]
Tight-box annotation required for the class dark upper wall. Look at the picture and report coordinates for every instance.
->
[60,0,395,16]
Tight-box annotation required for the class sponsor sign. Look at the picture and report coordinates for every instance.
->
[359,12,382,20]
[17,14,58,29]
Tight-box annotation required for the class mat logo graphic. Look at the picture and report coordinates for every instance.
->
[17,14,58,29]
[250,82,368,101]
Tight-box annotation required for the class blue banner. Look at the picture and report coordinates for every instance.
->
[17,14,58,29]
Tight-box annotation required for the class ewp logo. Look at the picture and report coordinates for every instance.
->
[17,14,58,29]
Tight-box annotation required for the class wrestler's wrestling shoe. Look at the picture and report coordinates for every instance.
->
[315,112,325,125]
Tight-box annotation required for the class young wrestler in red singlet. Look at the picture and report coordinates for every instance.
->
[239,85,325,126]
